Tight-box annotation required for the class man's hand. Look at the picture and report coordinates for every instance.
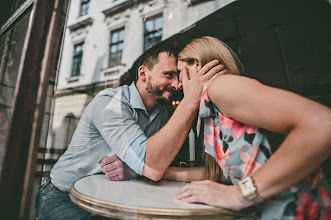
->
[97,155,137,181]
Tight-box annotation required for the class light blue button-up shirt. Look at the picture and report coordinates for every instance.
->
[50,83,169,191]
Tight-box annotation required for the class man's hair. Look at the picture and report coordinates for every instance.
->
[134,41,179,81]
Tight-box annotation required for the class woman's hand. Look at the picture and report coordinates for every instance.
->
[180,60,225,109]
[173,180,253,211]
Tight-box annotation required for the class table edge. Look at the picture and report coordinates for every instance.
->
[69,175,247,219]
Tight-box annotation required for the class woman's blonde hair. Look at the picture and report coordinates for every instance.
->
[179,36,243,182]
[178,36,243,75]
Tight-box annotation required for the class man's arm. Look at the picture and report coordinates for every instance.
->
[98,61,225,181]
[163,167,205,182]
[99,96,202,181]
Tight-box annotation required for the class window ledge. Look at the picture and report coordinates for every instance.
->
[102,0,132,17]
[68,16,93,32]
[66,75,82,83]
[190,0,214,5]
[101,65,126,80]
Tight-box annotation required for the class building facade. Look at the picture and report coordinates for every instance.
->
[49,0,235,151]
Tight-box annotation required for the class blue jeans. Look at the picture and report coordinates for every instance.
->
[35,179,92,220]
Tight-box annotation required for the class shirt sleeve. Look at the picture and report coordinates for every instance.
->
[124,134,147,175]
[89,95,147,174]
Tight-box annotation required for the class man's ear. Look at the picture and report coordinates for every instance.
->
[138,65,148,81]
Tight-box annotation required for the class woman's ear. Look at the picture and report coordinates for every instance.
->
[195,60,202,71]
[138,65,147,81]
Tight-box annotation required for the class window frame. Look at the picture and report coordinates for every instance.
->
[143,14,163,51]
[79,0,90,17]
[109,27,125,68]
[0,0,69,218]
[71,42,84,77]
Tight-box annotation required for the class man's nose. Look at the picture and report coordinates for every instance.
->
[171,77,180,90]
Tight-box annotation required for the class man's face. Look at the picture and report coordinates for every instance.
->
[145,52,179,105]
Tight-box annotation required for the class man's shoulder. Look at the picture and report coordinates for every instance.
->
[95,85,131,103]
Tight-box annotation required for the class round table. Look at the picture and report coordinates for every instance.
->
[70,174,251,219]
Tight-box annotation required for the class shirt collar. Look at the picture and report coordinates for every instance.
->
[129,82,161,116]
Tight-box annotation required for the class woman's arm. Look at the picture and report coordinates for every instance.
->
[208,74,331,200]
[174,74,331,210]
[163,166,205,182]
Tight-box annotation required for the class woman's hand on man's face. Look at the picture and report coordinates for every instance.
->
[180,60,226,108]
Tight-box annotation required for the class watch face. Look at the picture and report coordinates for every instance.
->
[239,176,263,203]
[240,177,256,196]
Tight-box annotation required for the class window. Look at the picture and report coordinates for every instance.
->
[144,15,163,51]
[79,0,90,16]
[109,28,125,67]
[71,43,84,77]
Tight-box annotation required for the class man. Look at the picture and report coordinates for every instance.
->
[35,41,224,219]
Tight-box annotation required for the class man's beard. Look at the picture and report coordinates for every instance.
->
[146,80,175,105]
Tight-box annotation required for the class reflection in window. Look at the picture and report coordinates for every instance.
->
[64,113,79,148]
[144,15,163,51]
[109,28,125,67]
[79,0,90,16]
[71,43,84,77]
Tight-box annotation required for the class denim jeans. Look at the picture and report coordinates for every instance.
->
[35,178,92,220]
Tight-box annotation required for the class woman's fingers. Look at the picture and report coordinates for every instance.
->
[180,195,201,204]
[192,59,225,84]
[181,66,189,84]
[174,181,253,210]
[174,183,202,199]
[209,69,227,82]
[173,186,191,199]
[202,64,225,82]
[196,60,219,76]
[174,183,209,205]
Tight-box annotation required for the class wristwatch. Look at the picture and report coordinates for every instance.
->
[238,176,264,203]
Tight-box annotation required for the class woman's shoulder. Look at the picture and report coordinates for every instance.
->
[209,74,256,88]
[207,74,264,119]
[208,75,260,98]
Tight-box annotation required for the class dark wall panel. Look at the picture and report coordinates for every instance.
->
[166,0,331,106]
[240,29,288,89]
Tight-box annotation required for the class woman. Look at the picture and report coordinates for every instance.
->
[164,36,331,219]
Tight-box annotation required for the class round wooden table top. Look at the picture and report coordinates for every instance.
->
[70,174,250,219]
